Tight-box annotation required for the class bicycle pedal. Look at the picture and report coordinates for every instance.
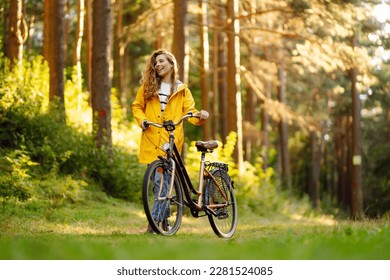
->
[216,209,229,220]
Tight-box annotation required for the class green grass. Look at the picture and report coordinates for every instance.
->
[1,195,389,260]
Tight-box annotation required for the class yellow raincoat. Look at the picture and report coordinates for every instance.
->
[132,83,205,164]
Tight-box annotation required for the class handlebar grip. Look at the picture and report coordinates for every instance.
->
[142,120,149,130]
[188,111,200,118]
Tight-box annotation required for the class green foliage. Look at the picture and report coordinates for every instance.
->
[90,147,144,202]
[0,56,49,115]
[29,175,90,206]
[0,56,48,201]
[361,61,390,217]
[64,66,92,131]
[186,132,238,176]
[0,55,144,204]
[7,103,143,202]
[363,143,390,217]
[0,149,36,201]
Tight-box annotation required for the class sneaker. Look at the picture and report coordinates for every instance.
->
[161,219,171,231]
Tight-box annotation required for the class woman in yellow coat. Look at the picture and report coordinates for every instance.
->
[132,49,209,164]
[132,49,209,232]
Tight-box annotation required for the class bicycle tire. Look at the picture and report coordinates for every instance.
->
[204,168,237,238]
[142,160,183,235]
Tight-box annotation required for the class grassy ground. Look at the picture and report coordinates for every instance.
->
[1,195,389,260]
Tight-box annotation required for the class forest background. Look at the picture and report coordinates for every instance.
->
[0,0,389,231]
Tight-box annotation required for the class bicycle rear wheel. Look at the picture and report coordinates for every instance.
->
[204,168,237,238]
[142,160,183,235]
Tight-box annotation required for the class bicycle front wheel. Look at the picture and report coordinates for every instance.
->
[204,168,237,238]
[142,160,183,235]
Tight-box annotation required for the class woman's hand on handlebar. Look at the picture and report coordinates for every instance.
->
[141,119,150,130]
[196,110,209,120]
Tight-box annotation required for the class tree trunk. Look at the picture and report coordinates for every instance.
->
[349,56,364,219]
[25,14,35,56]
[109,0,115,83]
[63,1,70,66]
[334,116,343,207]
[116,0,128,118]
[310,131,322,209]
[43,1,49,59]
[226,0,237,135]
[388,108,390,142]
[72,0,85,90]
[43,0,65,120]
[172,0,188,83]
[243,0,257,162]
[92,0,112,149]
[218,35,229,143]
[198,0,210,140]
[261,45,273,170]
[244,48,257,162]
[261,77,271,170]
[6,0,25,67]
[346,116,352,209]
[85,0,92,94]
[211,11,219,140]
[226,0,244,172]
[151,0,164,50]
[277,64,291,188]
[213,2,229,143]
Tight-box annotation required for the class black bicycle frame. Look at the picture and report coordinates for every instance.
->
[171,144,206,217]
[158,118,208,217]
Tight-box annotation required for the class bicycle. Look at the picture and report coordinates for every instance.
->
[142,112,238,238]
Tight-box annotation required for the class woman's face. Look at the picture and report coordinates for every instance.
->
[154,54,173,80]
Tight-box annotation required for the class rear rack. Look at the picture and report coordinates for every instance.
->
[205,161,228,172]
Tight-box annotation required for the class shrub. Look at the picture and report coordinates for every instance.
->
[90,147,144,202]
[0,56,144,203]
[0,149,37,201]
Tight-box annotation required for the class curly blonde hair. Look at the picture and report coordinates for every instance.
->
[141,49,179,100]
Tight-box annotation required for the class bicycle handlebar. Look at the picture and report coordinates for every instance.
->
[144,112,199,130]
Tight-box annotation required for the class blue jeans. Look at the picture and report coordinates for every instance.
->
[152,170,171,222]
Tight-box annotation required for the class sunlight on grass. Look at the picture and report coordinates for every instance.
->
[289,213,336,226]
[44,223,107,235]
[2,190,389,260]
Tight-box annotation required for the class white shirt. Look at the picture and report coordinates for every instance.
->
[158,82,172,112]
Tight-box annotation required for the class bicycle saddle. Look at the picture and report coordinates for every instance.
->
[195,140,219,152]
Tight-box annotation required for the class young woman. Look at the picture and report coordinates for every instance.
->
[132,49,209,232]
